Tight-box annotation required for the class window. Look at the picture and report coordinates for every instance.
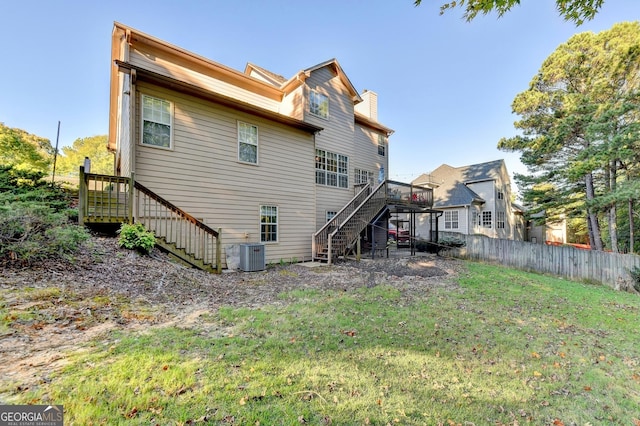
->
[316,149,348,188]
[497,211,506,229]
[354,169,374,186]
[309,90,329,119]
[238,121,258,164]
[141,94,172,148]
[444,211,459,229]
[497,190,505,200]
[260,205,278,242]
[378,134,386,156]
[482,211,492,228]
[326,211,337,222]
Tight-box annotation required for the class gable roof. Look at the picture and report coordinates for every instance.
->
[304,59,363,104]
[413,159,508,208]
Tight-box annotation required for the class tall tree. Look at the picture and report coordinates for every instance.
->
[55,135,113,176]
[0,123,53,173]
[414,0,604,24]
[498,22,640,251]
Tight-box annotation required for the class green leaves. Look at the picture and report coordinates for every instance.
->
[499,22,640,251]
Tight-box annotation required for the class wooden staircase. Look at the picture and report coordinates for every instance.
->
[313,181,388,263]
[79,168,222,273]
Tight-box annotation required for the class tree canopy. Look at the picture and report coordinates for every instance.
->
[414,0,604,25]
[498,21,640,251]
[55,135,113,176]
[0,123,53,173]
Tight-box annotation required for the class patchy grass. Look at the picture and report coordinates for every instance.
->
[10,262,640,425]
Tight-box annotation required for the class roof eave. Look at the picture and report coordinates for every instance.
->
[116,61,323,135]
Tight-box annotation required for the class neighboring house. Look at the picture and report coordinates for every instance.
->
[528,211,568,244]
[107,22,394,266]
[412,159,525,240]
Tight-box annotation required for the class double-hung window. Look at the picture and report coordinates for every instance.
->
[309,90,329,119]
[497,211,506,229]
[444,211,459,229]
[238,121,258,164]
[141,94,172,148]
[316,149,348,188]
[378,134,386,156]
[260,205,278,243]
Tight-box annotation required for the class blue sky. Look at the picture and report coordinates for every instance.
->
[1,0,639,186]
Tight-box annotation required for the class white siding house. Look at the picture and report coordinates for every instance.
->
[412,160,525,241]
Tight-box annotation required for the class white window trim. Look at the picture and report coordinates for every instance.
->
[315,149,349,189]
[260,205,278,243]
[309,89,329,119]
[140,94,174,150]
[378,134,386,156]
[326,211,337,222]
[237,121,259,165]
[482,211,493,228]
[444,210,459,230]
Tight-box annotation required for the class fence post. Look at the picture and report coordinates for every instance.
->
[216,228,222,274]
[128,172,135,224]
[78,166,86,225]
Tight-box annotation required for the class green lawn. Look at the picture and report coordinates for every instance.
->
[11,262,640,425]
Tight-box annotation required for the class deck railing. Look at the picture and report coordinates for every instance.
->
[78,167,133,224]
[78,168,221,273]
[386,180,433,208]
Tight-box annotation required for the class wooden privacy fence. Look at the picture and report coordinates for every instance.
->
[439,232,640,291]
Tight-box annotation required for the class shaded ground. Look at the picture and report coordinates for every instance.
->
[0,236,463,402]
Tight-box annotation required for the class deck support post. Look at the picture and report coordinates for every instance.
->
[78,166,87,226]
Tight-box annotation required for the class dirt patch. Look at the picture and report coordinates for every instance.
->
[0,236,463,402]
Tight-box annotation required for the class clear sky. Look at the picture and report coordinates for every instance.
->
[1,0,639,186]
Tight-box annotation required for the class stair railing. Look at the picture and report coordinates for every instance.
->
[312,183,372,260]
[326,180,388,264]
[134,181,222,273]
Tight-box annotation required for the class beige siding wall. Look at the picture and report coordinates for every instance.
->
[304,66,383,230]
[354,125,387,183]
[133,83,316,264]
[129,49,280,112]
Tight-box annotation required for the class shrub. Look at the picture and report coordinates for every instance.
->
[0,202,89,264]
[117,223,156,254]
[0,164,88,266]
[629,266,640,293]
[415,237,466,254]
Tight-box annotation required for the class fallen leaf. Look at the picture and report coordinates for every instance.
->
[533,371,542,377]
[553,420,564,426]
[558,352,566,358]
[531,352,541,359]
[584,386,592,391]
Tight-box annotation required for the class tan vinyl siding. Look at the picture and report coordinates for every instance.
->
[354,124,387,182]
[130,49,280,112]
[305,66,366,229]
[133,83,316,263]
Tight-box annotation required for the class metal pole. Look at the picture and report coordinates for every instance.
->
[51,121,60,186]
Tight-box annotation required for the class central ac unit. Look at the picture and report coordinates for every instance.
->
[239,243,266,272]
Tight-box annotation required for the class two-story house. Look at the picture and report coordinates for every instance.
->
[106,22,397,267]
[412,160,525,240]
